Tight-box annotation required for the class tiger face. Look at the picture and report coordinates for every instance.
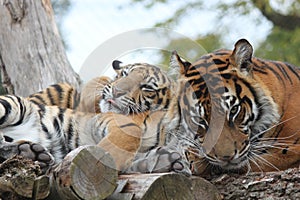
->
[100,60,174,115]
[169,39,300,174]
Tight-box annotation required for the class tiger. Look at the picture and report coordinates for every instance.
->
[2,39,299,177]
[76,76,112,113]
[99,60,175,115]
[28,83,80,109]
[162,38,300,175]
[60,59,174,115]
[27,76,111,113]
[0,60,187,174]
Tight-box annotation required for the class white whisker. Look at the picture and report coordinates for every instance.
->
[245,160,252,175]
[252,115,298,141]
[250,152,280,171]
[247,155,263,172]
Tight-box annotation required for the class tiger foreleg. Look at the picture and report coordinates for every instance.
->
[0,140,55,174]
[124,146,192,176]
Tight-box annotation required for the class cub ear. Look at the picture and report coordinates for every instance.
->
[112,60,125,76]
[170,51,192,75]
[112,60,122,70]
[231,39,253,76]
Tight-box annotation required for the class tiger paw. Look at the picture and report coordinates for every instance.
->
[126,146,192,176]
[0,140,55,174]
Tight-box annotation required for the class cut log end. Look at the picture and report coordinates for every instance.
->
[51,145,118,200]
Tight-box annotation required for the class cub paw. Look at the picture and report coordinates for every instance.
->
[0,140,55,174]
[126,146,192,176]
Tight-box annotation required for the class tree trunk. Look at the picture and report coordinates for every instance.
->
[0,0,80,96]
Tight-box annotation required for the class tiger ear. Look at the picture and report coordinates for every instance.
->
[231,39,253,76]
[170,51,192,75]
[112,60,123,76]
[112,60,122,70]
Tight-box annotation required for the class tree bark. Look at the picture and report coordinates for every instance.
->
[0,0,80,96]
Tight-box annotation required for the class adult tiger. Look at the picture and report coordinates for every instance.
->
[0,61,185,174]
[165,39,300,174]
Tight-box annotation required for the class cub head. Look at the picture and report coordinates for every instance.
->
[100,60,174,115]
[170,39,280,173]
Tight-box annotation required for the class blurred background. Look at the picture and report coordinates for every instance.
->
[52,0,300,76]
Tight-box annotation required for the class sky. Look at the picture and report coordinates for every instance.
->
[62,0,272,81]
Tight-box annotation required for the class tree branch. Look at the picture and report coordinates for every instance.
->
[252,0,300,30]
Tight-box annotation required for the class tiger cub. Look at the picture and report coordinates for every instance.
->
[76,76,112,113]
[28,83,80,109]
[76,60,174,115]
[0,61,186,173]
[99,60,175,114]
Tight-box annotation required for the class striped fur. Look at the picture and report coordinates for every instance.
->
[167,39,300,174]
[0,61,176,171]
[28,83,80,109]
[0,95,145,170]
[76,76,112,113]
[100,61,174,114]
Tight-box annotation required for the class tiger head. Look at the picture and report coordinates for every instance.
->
[170,39,280,174]
[100,60,174,115]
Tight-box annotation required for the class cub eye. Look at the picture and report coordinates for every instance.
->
[230,105,240,115]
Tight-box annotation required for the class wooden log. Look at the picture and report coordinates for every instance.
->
[108,173,221,200]
[49,145,118,200]
[0,155,50,199]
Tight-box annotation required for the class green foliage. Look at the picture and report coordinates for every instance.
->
[195,34,223,53]
[159,34,223,69]
[131,0,169,8]
[256,27,300,66]
[131,0,300,67]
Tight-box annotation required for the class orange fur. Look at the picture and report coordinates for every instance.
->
[76,76,112,113]
[171,39,300,174]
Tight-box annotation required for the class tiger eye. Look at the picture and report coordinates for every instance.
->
[230,105,239,115]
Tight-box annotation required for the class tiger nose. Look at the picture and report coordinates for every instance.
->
[220,155,234,162]
[211,147,236,161]
[112,87,126,98]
